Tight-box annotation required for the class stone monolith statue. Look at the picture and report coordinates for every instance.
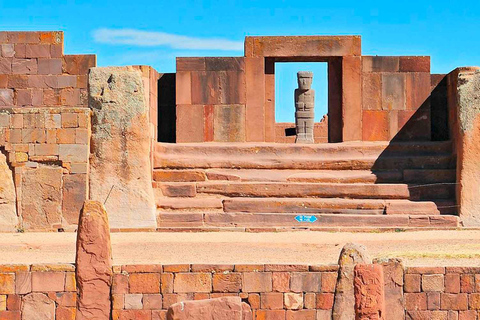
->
[295,71,315,143]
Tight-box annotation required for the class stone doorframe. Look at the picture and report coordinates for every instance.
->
[244,36,362,143]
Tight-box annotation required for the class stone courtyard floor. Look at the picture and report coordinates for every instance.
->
[0,230,479,266]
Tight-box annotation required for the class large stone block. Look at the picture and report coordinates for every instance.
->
[354,264,385,319]
[213,105,246,142]
[167,296,251,320]
[21,165,63,230]
[75,200,112,320]
[382,73,406,111]
[21,293,55,320]
[0,152,17,232]
[176,104,204,143]
[89,67,156,228]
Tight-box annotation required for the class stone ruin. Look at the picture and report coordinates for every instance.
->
[295,71,315,144]
[0,31,479,234]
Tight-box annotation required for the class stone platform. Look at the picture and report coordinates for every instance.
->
[153,141,459,230]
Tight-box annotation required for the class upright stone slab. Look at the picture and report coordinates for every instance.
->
[354,264,385,320]
[374,258,404,320]
[333,243,371,320]
[167,296,252,320]
[453,67,480,226]
[89,67,156,228]
[75,200,112,320]
[0,152,17,232]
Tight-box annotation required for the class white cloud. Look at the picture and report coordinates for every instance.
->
[93,28,243,51]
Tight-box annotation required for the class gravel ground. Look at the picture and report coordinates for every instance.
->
[0,230,479,266]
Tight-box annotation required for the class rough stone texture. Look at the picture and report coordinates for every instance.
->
[89,67,156,228]
[375,258,405,320]
[75,200,112,320]
[333,243,371,320]
[21,165,63,230]
[21,293,55,320]
[166,296,251,320]
[354,264,385,320]
[295,71,315,143]
[453,67,480,226]
[0,152,17,231]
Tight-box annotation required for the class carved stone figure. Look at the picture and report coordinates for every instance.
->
[295,71,315,143]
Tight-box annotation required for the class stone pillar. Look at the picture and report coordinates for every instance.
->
[333,243,371,320]
[374,258,404,320]
[295,71,315,143]
[88,67,157,229]
[354,264,385,320]
[449,67,480,226]
[75,200,112,320]
[0,151,18,232]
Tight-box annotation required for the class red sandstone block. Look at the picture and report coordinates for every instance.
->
[194,293,210,300]
[112,274,129,294]
[476,275,480,292]
[469,293,480,309]
[25,44,50,58]
[114,310,152,320]
[177,57,206,71]
[382,73,406,111]
[362,56,399,72]
[154,170,206,182]
[56,307,75,320]
[60,88,81,106]
[6,295,20,311]
[31,272,65,292]
[261,292,283,310]
[290,272,321,293]
[176,71,191,105]
[62,55,96,75]
[440,293,468,311]
[176,104,204,143]
[11,58,37,75]
[152,310,166,320]
[406,267,446,275]
[362,110,389,141]
[61,113,77,127]
[422,274,445,292]
[248,293,260,309]
[285,310,316,320]
[405,274,421,293]
[15,89,32,106]
[272,272,290,293]
[405,293,427,311]
[427,292,441,310]
[445,274,461,294]
[265,265,308,272]
[143,294,162,310]
[50,44,63,58]
[162,293,193,309]
[14,44,26,58]
[0,89,14,106]
[255,309,286,320]
[191,265,234,273]
[212,273,242,293]
[362,72,382,110]
[0,75,7,88]
[14,272,30,294]
[129,273,160,294]
[53,292,76,307]
[321,272,337,293]
[315,293,334,310]
[235,265,264,272]
[174,273,212,293]
[458,311,476,320]
[160,184,196,197]
[122,265,163,273]
[304,293,315,309]
[243,272,272,293]
[0,58,12,74]
[65,272,76,291]
[0,274,15,294]
[161,273,174,294]
[56,128,76,143]
[0,311,21,320]
[399,57,430,72]
[460,274,475,293]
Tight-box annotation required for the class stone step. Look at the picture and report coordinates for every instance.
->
[155,154,454,170]
[155,141,453,158]
[222,198,442,215]
[156,197,223,211]
[189,182,455,200]
[156,212,459,228]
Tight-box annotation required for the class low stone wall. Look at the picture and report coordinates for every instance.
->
[2,263,480,319]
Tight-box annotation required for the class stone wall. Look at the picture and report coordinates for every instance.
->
[0,31,95,231]
[1,264,480,319]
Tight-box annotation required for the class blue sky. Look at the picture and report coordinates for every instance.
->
[1,0,479,121]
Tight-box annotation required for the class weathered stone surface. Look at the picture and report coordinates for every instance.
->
[0,152,17,232]
[167,296,251,320]
[21,293,55,320]
[295,71,315,143]
[374,258,405,320]
[21,165,62,230]
[89,67,156,228]
[453,67,480,226]
[354,264,385,320]
[75,200,112,320]
[333,243,371,320]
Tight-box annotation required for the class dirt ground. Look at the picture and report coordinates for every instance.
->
[0,230,479,266]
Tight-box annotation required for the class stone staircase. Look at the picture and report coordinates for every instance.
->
[153,141,459,230]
